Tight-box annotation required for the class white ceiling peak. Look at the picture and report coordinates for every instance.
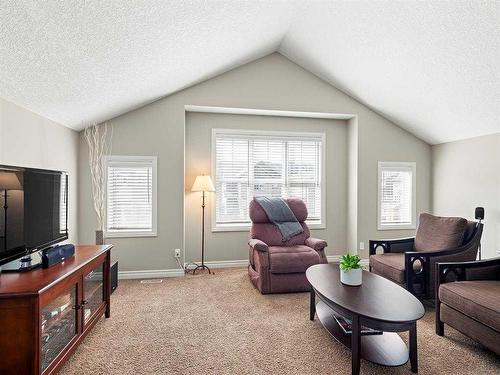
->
[279,1,500,144]
[1,1,499,144]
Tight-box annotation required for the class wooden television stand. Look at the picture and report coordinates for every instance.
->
[0,244,113,375]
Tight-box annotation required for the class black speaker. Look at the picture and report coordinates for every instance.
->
[475,207,485,220]
[111,261,118,294]
[41,244,75,268]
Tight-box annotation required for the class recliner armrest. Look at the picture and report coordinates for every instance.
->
[248,239,269,252]
[305,237,327,251]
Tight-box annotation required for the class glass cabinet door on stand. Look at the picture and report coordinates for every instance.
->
[83,262,105,326]
[0,245,113,375]
[40,283,79,373]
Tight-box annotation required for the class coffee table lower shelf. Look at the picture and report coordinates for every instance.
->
[316,301,409,367]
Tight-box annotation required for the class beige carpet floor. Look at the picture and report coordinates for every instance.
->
[60,268,499,374]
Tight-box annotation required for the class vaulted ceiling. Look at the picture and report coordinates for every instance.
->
[1,1,499,144]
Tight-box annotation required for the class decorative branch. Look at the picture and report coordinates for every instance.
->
[84,122,113,231]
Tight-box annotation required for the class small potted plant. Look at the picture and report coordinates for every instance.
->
[339,254,362,286]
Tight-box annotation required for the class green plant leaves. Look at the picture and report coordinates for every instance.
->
[339,254,361,271]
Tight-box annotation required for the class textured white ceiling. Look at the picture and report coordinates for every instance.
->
[280,1,500,144]
[1,1,499,144]
[0,1,301,129]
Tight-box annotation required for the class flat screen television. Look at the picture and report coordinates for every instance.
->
[0,165,68,267]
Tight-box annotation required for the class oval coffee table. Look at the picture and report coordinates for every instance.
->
[306,264,425,375]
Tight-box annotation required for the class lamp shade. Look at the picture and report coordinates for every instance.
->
[0,171,22,190]
[191,175,215,192]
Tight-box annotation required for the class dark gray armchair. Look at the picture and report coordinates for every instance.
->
[369,212,483,300]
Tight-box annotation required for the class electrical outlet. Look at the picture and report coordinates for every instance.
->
[174,248,181,258]
[359,242,365,251]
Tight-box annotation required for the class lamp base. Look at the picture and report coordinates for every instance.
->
[192,263,212,275]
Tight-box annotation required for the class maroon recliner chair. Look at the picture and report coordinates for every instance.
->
[247,198,328,294]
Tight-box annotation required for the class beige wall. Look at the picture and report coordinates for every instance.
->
[78,53,431,271]
[357,117,432,252]
[185,112,348,263]
[432,133,500,258]
[0,98,79,244]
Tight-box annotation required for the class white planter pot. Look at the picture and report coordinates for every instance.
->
[340,268,362,286]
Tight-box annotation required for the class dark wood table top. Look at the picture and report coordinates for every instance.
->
[306,264,425,323]
[0,245,113,296]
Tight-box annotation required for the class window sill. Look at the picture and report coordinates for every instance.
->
[377,224,416,231]
[212,225,250,233]
[309,224,326,230]
[105,231,157,238]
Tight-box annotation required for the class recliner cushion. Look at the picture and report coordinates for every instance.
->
[268,245,320,274]
[369,253,405,284]
[439,280,500,332]
[415,213,467,252]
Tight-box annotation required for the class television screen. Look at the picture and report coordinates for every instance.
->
[0,165,68,266]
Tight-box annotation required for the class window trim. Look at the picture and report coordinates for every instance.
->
[104,155,158,238]
[211,128,326,232]
[377,161,416,231]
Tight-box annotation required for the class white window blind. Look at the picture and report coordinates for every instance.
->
[59,173,68,234]
[378,162,416,230]
[105,156,157,237]
[214,130,324,228]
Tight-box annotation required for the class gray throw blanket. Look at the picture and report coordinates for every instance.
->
[254,197,304,242]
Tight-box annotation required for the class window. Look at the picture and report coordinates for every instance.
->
[59,173,68,234]
[213,129,325,230]
[105,156,157,237]
[378,162,416,230]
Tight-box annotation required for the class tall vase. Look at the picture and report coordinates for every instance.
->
[95,230,104,245]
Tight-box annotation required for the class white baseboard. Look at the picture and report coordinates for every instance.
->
[118,260,249,280]
[200,257,370,268]
[326,255,341,262]
[119,257,369,280]
[200,259,249,268]
[118,269,184,280]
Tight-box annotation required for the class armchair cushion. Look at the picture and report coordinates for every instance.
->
[268,245,320,274]
[415,213,468,252]
[439,280,500,332]
[248,239,268,252]
[369,253,406,284]
[305,237,327,251]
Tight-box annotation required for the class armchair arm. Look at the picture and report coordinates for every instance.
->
[436,257,500,286]
[369,237,415,256]
[248,239,269,252]
[405,240,483,299]
[404,239,484,274]
[405,247,472,258]
[305,237,327,251]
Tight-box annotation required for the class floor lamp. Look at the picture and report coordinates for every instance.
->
[0,171,22,252]
[191,175,215,274]
[475,207,484,260]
